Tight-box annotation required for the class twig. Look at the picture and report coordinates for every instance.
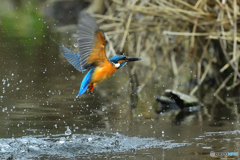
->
[233,0,238,82]
[120,12,133,51]
[190,60,212,95]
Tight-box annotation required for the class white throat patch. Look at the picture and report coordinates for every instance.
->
[114,63,120,68]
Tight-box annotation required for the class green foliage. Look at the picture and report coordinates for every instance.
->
[0,1,47,46]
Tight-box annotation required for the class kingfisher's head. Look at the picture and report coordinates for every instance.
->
[109,55,141,69]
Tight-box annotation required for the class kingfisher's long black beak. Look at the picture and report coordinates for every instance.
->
[126,57,141,62]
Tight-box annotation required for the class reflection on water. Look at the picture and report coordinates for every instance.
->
[0,6,240,160]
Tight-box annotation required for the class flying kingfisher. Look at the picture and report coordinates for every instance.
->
[59,13,141,97]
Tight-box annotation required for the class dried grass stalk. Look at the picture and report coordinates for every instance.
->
[93,0,240,102]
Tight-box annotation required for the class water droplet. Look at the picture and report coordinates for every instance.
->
[2,79,6,85]
[65,126,72,135]
[59,137,65,144]
[88,137,92,142]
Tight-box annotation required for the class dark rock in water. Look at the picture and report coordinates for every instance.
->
[156,90,203,123]
[156,89,203,112]
[156,96,179,113]
[164,89,203,109]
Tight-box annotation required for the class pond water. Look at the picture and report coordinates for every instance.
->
[0,3,240,159]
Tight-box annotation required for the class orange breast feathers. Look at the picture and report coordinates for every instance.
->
[91,61,117,84]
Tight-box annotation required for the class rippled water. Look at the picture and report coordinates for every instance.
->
[0,6,240,159]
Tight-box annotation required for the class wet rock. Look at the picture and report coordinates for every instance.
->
[156,89,203,112]
[156,89,203,123]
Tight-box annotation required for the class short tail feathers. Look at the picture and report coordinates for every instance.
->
[76,69,94,98]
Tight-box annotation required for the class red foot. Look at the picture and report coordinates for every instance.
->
[88,83,94,92]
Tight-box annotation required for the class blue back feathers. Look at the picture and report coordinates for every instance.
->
[59,45,94,97]
[76,68,94,97]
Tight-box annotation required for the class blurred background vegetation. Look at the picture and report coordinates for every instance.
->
[1,0,240,107]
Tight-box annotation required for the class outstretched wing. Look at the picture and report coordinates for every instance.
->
[60,45,86,72]
[77,13,107,70]
[51,37,87,72]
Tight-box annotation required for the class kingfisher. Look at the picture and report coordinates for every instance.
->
[58,13,141,97]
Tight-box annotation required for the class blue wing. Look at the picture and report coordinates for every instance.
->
[51,37,88,72]
[76,68,94,97]
[60,45,87,72]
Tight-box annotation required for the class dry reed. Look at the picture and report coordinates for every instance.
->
[89,0,240,104]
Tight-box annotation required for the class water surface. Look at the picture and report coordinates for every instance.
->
[0,4,239,159]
